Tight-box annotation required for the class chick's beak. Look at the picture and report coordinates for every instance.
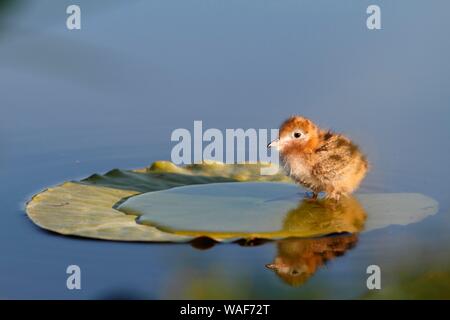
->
[267,138,279,149]
[265,263,278,270]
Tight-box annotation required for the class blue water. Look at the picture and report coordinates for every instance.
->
[1,0,450,299]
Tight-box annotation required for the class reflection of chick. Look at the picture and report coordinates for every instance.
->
[282,196,367,235]
[266,234,358,287]
[268,116,368,200]
[267,195,366,286]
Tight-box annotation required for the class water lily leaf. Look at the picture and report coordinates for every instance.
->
[118,182,438,241]
[26,161,288,242]
[26,182,191,242]
[26,161,438,242]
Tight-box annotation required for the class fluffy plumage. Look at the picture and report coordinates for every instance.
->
[268,116,368,200]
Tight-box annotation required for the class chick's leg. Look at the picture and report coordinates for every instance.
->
[324,186,341,202]
[326,191,341,201]
[304,188,319,202]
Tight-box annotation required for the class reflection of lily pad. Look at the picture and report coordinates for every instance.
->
[118,182,438,240]
[26,161,439,242]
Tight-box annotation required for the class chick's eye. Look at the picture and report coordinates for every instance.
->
[293,132,302,139]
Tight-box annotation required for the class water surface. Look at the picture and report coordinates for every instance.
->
[1,0,450,299]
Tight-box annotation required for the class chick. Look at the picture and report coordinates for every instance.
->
[268,116,368,200]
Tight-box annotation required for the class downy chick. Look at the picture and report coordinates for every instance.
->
[268,116,368,200]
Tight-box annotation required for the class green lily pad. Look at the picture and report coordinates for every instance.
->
[26,161,438,242]
[26,161,288,242]
[117,182,438,240]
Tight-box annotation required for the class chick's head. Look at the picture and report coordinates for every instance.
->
[269,116,319,154]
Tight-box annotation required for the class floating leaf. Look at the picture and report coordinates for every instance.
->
[26,161,438,242]
[26,162,287,242]
[26,182,190,242]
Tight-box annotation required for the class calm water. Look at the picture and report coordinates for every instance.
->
[1,0,450,299]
